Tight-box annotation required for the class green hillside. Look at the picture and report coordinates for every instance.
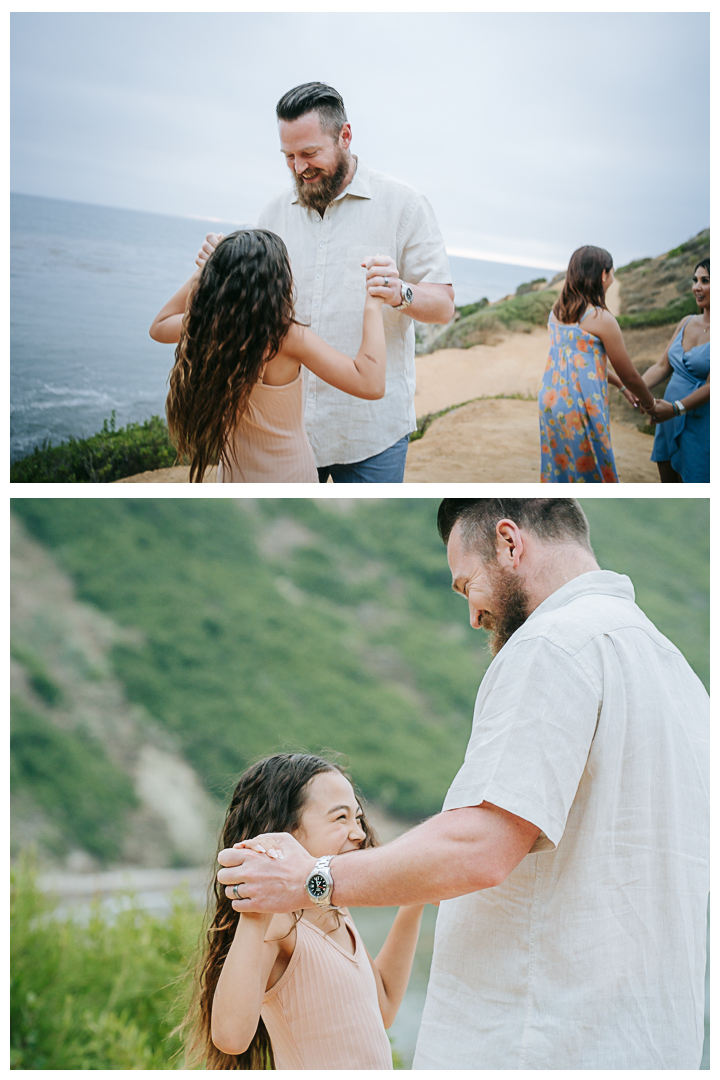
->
[423,229,709,354]
[11,498,708,866]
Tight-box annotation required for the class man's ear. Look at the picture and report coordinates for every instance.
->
[495,519,523,569]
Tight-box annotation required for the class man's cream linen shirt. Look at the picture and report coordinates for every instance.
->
[257,158,452,467]
[414,571,709,1070]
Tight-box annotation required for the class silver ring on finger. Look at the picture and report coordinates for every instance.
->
[383,277,389,287]
[232,884,246,900]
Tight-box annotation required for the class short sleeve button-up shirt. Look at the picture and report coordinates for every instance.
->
[414,571,709,1070]
[257,158,452,467]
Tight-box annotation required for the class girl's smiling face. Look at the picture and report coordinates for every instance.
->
[292,770,366,858]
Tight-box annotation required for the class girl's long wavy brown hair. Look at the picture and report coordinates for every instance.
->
[183,753,378,1069]
[553,245,614,325]
[166,230,296,482]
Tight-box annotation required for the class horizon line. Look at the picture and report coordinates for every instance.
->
[446,246,566,272]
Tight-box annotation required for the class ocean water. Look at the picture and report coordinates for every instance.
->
[10,193,556,461]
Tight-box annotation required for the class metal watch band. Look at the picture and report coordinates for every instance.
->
[394,281,413,311]
[674,399,686,415]
[305,854,335,907]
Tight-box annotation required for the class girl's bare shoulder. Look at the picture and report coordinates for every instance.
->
[282,321,314,357]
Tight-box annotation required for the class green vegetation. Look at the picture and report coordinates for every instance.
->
[436,229,710,357]
[10,413,178,483]
[11,644,64,707]
[11,498,709,862]
[617,292,699,329]
[430,288,557,352]
[615,257,652,275]
[11,700,139,860]
[11,859,199,1069]
[516,277,548,296]
[12,499,486,823]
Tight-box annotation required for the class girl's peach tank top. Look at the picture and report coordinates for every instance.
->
[260,912,393,1070]
[216,370,318,484]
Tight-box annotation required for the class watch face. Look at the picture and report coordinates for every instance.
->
[405,285,413,302]
[307,873,329,899]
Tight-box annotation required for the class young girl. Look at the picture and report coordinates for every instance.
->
[186,753,425,1069]
[539,245,657,483]
[150,230,386,483]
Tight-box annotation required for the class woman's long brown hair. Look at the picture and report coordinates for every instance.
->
[166,230,296,483]
[553,245,614,325]
[182,754,378,1069]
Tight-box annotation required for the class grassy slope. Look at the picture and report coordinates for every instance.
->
[427,229,709,354]
[11,498,708,859]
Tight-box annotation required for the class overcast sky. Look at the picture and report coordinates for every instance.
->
[11,11,709,269]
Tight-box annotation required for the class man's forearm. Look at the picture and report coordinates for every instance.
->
[406,283,455,325]
[332,804,539,907]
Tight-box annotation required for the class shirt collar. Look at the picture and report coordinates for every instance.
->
[290,155,372,206]
[526,570,635,623]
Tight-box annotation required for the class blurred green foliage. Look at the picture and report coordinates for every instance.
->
[11,700,139,860]
[10,859,200,1069]
[11,498,708,840]
[11,644,64,707]
[9,413,177,483]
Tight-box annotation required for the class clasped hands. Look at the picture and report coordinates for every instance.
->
[195,236,402,307]
[619,387,673,424]
[217,832,316,914]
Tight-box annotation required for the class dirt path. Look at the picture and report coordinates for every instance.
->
[405,398,658,483]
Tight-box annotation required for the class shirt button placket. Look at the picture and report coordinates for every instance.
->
[306,213,332,433]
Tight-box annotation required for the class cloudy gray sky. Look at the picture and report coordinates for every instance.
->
[11,11,709,269]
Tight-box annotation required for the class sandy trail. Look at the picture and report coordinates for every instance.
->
[404,399,658,483]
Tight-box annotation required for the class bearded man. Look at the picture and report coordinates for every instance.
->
[198,82,454,483]
[217,498,709,1068]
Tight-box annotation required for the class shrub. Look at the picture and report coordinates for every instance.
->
[10,858,201,1069]
[617,292,698,329]
[10,413,178,484]
[11,645,64,707]
[516,277,547,296]
[10,700,139,861]
[430,289,556,351]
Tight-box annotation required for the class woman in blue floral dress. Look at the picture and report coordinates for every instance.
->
[539,246,656,483]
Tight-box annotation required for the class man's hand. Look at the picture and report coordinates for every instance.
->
[363,254,402,307]
[217,832,314,913]
[196,232,225,270]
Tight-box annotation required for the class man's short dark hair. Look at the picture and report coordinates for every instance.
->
[276,82,347,137]
[437,499,593,559]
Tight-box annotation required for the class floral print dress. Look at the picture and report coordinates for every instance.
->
[539,309,618,483]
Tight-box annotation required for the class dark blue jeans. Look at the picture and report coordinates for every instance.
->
[317,435,409,484]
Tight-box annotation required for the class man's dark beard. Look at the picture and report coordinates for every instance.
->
[293,150,351,213]
[482,564,531,657]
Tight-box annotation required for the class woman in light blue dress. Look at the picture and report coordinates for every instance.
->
[641,259,710,483]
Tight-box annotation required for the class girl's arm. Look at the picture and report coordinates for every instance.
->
[210,912,282,1056]
[149,272,199,344]
[366,905,425,1028]
[582,309,656,410]
[284,292,386,400]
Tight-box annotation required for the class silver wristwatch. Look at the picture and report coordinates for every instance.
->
[305,855,335,907]
[394,280,414,311]
[673,399,686,416]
